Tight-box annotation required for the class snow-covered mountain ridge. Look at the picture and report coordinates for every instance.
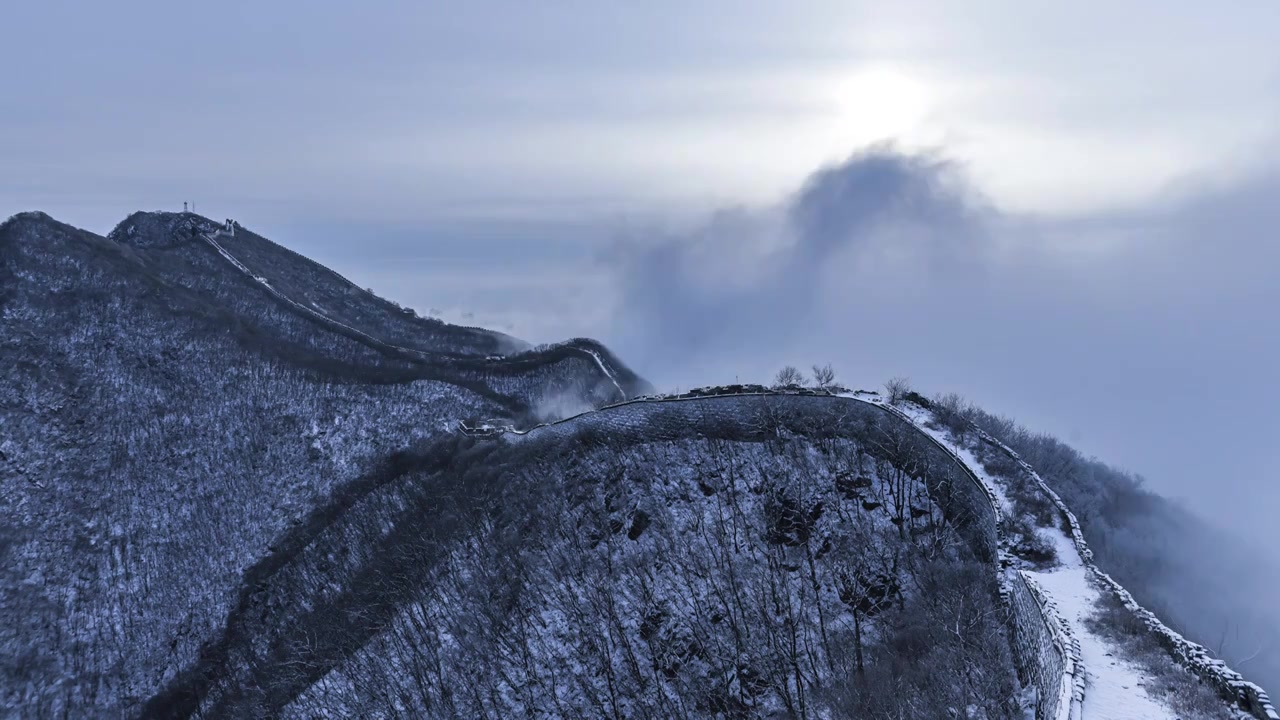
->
[0,210,643,717]
[2,210,1272,719]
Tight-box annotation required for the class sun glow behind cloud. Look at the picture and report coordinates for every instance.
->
[824,66,934,152]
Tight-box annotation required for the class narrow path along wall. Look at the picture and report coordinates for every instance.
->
[871,399,1084,720]
[1014,575,1081,719]
[964,419,1279,720]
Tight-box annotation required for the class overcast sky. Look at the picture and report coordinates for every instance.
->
[4,1,1279,549]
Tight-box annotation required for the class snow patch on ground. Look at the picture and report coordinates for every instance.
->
[1030,532,1174,719]
[892,401,1016,519]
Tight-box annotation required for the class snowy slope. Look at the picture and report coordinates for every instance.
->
[886,399,1214,720]
[192,219,641,409]
[1032,533,1173,720]
[7,208,1268,719]
[0,211,649,718]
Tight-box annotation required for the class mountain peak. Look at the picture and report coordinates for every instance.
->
[107,210,209,249]
[1,210,66,238]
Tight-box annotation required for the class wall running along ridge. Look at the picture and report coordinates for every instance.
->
[1012,574,1082,719]
[964,421,1279,720]
[504,392,1076,719]
[870,400,1084,720]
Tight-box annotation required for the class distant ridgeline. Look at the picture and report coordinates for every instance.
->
[0,210,646,718]
[1,210,1272,719]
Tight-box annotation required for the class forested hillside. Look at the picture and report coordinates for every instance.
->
[0,211,640,716]
[1,210,1270,720]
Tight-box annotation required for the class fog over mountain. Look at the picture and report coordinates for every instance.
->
[603,144,1280,557]
[4,2,1279,718]
[251,142,1280,698]
[599,144,1280,694]
[2,197,1276,718]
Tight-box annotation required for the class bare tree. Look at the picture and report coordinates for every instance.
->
[832,521,898,678]
[811,364,836,389]
[1215,618,1273,668]
[931,392,971,441]
[884,376,911,405]
[775,366,807,388]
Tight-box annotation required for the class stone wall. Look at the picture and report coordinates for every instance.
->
[968,422,1279,720]
[1013,572,1085,720]
[509,392,1073,719]
[871,400,1081,720]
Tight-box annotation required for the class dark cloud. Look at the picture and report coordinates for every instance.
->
[788,148,980,263]
[608,146,989,383]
